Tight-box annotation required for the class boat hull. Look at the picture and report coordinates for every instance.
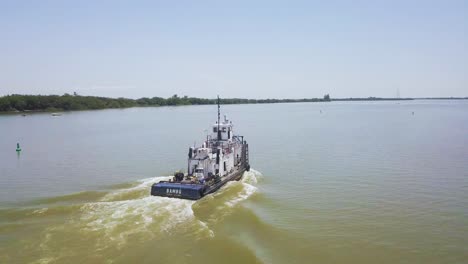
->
[151,166,248,200]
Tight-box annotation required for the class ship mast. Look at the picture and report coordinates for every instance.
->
[217,95,221,141]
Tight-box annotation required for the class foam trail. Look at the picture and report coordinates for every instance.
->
[56,176,197,249]
[71,171,261,248]
[200,169,262,212]
[241,169,263,184]
[100,176,171,202]
[80,196,196,248]
[7,171,265,263]
[226,169,262,207]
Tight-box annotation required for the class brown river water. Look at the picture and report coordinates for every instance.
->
[1,100,467,263]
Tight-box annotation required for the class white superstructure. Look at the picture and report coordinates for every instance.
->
[187,114,245,182]
[151,96,250,200]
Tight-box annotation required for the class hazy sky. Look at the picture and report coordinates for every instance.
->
[1,0,467,98]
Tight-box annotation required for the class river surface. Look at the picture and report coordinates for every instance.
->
[1,100,467,264]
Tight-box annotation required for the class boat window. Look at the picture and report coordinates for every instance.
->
[213,127,217,133]
[222,127,227,132]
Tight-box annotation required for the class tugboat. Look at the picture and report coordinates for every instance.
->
[151,97,250,200]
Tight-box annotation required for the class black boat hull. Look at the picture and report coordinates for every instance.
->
[151,167,248,200]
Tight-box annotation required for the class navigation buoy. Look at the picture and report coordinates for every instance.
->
[16,143,21,152]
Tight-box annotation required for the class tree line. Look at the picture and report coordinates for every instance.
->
[0,94,332,112]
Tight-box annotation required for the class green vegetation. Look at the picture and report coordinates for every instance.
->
[0,94,136,112]
[0,94,332,112]
[1,93,466,113]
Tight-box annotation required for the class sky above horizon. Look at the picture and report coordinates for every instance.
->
[0,0,467,99]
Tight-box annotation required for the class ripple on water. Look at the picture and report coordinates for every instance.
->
[1,170,263,263]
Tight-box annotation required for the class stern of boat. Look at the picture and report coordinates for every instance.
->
[151,182,205,200]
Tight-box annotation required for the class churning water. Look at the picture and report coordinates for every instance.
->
[1,100,467,263]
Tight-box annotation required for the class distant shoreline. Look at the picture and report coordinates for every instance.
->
[0,94,466,113]
[332,97,468,101]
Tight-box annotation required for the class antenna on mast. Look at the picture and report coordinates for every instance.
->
[217,95,221,141]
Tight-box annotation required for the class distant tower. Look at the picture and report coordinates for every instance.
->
[396,88,401,99]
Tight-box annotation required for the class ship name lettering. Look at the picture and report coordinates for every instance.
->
[166,188,181,194]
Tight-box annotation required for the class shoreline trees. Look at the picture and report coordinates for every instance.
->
[0,94,333,112]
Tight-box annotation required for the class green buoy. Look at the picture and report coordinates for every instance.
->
[16,143,21,152]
